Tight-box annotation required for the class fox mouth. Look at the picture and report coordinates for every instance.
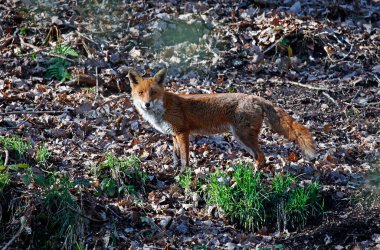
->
[141,105,153,111]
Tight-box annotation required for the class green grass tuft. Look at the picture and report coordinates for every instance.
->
[36,143,51,165]
[177,166,193,194]
[46,44,79,81]
[96,153,147,197]
[207,164,268,231]
[205,164,324,232]
[0,135,31,159]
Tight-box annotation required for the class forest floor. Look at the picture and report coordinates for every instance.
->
[0,0,379,249]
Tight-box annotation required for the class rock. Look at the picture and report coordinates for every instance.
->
[225,242,237,250]
[159,216,172,228]
[110,52,121,64]
[129,47,141,58]
[51,16,63,25]
[176,222,188,234]
[124,227,134,233]
[372,233,380,243]
[290,1,302,15]
[75,102,93,116]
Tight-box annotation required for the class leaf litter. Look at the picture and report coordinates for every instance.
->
[0,0,379,249]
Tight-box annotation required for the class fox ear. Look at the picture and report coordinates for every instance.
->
[128,69,142,85]
[154,68,167,86]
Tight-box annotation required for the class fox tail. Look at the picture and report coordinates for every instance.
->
[258,99,316,160]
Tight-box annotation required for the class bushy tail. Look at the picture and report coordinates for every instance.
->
[258,98,316,159]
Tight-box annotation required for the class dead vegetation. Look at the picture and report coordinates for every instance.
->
[0,0,379,249]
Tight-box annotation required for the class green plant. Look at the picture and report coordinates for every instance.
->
[0,135,31,159]
[46,44,78,81]
[74,242,85,250]
[18,27,27,36]
[0,171,10,191]
[46,57,72,81]
[206,164,324,232]
[100,177,117,196]
[177,166,193,193]
[269,174,323,231]
[53,44,79,57]
[285,181,323,229]
[36,143,51,165]
[97,153,147,197]
[207,164,268,231]
[35,173,84,249]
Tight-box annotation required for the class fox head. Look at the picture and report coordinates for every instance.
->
[128,68,167,111]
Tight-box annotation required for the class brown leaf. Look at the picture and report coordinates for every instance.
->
[323,124,332,133]
[288,152,298,162]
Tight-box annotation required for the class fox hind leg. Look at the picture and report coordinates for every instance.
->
[231,127,266,170]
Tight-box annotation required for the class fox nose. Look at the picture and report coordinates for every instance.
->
[145,102,151,108]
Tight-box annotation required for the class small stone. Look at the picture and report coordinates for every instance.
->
[110,53,121,64]
[124,227,134,233]
[51,16,63,25]
[176,222,188,234]
[225,242,237,250]
[159,216,172,228]
[372,233,380,243]
[321,103,329,110]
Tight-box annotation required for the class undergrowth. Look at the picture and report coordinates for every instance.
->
[45,44,79,81]
[94,153,147,197]
[1,135,324,248]
[205,164,324,232]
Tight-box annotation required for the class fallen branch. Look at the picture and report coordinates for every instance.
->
[286,80,332,91]
[41,52,76,63]
[0,110,68,116]
[270,79,332,92]
[1,206,34,250]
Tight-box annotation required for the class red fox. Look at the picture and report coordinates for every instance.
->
[128,68,316,172]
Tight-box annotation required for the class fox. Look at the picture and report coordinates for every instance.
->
[128,68,316,172]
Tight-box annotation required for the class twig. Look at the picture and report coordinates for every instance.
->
[1,218,26,250]
[98,94,129,107]
[0,110,68,115]
[95,66,99,100]
[3,149,8,166]
[41,52,76,63]
[19,37,40,51]
[95,203,122,219]
[263,35,285,54]
[270,79,332,92]
[322,92,340,107]
[1,206,35,250]
[76,30,98,45]
[287,80,331,91]
[67,206,108,223]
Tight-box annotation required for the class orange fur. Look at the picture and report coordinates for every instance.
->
[128,68,316,172]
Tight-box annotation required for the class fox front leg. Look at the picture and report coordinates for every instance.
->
[175,132,190,173]
[172,136,180,167]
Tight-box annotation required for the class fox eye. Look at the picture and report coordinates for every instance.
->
[138,91,143,96]
[151,90,156,95]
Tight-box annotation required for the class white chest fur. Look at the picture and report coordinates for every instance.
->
[133,99,174,135]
